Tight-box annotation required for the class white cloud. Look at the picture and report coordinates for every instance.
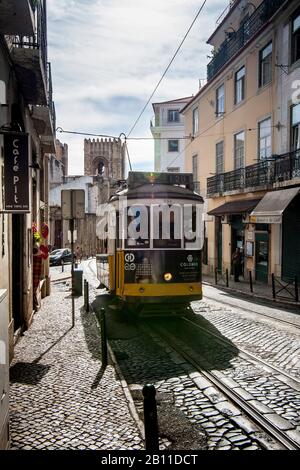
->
[47,0,226,174]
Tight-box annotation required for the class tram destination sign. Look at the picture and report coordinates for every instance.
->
[4,132,29,213]
[128,171,193,188]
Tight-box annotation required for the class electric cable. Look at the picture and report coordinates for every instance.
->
[126,0,208,137]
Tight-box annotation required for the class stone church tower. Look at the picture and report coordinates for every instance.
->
[84,138,125,180]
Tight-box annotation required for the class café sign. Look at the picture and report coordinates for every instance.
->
[4,132,30,212]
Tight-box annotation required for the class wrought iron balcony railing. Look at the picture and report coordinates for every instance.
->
[12,0,47,73]
[207,0,283,81]
[207,150,300,197]
[274,150,300,182]
[47,62,56,132]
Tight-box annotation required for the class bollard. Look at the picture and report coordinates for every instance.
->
[143,384,159,452]
[100,307,108,368]
[214,268,218,285]
[271,273,276,299]
[226,269,229,287]
[84,279,89,312]
[295,276,299,303]
[249,271,253,293]
[61,259,64,272]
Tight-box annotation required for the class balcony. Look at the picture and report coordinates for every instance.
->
[32,63,56,153]
[207,0,283,81]
[0,0,35,36]
[207,150,300,197]
[8,0,48,105]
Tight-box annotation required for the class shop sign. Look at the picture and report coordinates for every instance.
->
[250,215,282,224]
[4,133,29,212]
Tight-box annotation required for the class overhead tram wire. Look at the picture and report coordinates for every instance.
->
[126,0,208,138]
[56,127,118,140]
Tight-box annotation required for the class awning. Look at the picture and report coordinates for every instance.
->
[208,198,261,216]
[250,188,300,224]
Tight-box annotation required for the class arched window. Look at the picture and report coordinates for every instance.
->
[93,157,108,176]
[98,160,105,175]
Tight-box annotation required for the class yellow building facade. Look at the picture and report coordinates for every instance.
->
[183,0,300,285]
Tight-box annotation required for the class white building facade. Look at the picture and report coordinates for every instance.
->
[150,97,193,172]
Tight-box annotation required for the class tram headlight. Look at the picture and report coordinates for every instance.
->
[164,273,172,282]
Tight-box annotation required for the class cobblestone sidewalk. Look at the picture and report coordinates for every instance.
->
[9,280,143,450]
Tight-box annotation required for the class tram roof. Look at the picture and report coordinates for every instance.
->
[110,183,204,202]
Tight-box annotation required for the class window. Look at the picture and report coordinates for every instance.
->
[234,66,245,104]
[292,9,300,64]
[258,118,272,160]
[167,109,180,122]
[259,42,272,87]
[192,107,199,134]
[291,103,300,150]
[216,141,224,174]
[234,131,245,169]
[192,155,198,182]
[168,140,179,152]
[216,84,225,117]
[167,167,180,173]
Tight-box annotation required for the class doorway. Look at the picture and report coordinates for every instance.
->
[255,232,269,283]
[12,215,24,331]
[215,217,222,272]
[231,215,244,276]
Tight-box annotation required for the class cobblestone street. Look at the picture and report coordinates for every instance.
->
[9,260,300,450]
[9,267,143,450]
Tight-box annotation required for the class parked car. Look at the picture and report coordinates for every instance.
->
[49,248,73,266]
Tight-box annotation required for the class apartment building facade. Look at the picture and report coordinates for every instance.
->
[0,0,55,369]
[150,97,193,173]
[182,0,300,284]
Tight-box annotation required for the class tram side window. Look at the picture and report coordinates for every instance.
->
[125,206,150,249]
[153,210,182,249]
[184,206,197,248]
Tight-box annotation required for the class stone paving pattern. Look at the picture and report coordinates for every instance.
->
[192,299,300,378]
[158,314,300,437]
[110,332,262,450]
[9,278,143,450]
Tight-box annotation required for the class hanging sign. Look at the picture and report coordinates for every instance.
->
[4,132,30,212]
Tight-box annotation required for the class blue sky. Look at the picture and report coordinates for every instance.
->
[47,0,227,174]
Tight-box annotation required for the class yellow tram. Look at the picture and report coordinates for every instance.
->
[96,172,204,308]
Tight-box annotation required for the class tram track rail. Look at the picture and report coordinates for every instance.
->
[182,315,300,386]
[143,319,300,451]
[202,290,300,332]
